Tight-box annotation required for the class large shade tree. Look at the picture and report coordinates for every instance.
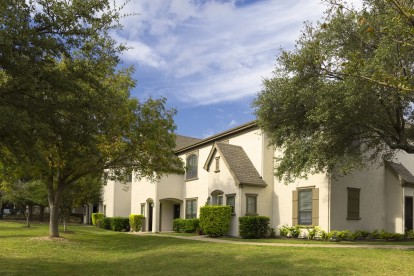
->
[253,0,414,183]
[0,0,183,237]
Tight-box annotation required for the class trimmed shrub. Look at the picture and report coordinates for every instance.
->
[92,213,104,226]
[129,214,145,232]
[200,206,232,236]
[96,219,103,229]
[111,217,130,232]
[101,217,111,230]
[173,218,200,233]
[239,216,270,239]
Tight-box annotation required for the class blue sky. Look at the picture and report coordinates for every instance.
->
[113,0,360,138]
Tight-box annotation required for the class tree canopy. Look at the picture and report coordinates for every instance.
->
[253,0,414,183]
[0,0,183,236]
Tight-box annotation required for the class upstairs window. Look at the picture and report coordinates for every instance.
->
[186,154,198,180]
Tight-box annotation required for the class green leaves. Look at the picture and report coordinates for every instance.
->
[254,0,414,182]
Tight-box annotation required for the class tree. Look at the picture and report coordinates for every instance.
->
[0,0,184,237]
[253,0,414,183]
[3,180,48,227]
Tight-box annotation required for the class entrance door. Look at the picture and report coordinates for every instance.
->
[173,204,180,219]
[148,203,153,232]
[405,197,413,232]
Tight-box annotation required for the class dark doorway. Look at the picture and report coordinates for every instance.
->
[148,203,153,232]
[405,197,413,232]
[173,204,180,219]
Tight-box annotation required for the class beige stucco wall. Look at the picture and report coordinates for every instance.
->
[330,165,386,232]
[102,180,131,217]
[385,167,403,233]
[273,171,330,233]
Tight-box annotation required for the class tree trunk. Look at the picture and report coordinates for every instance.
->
[28,205,33,221]
[49,202,60,237]
[25,206,30,227]
[0,201,4,220]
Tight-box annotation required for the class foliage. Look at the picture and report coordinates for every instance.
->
[351,230,371,240]
[320,230,333,242]
[330,230,350,241]
[239,216,270,239]
[2,222,414,275]
[92,213,104,226]
[307,226,322,240]
[172,218,200,233]
[0,0,184,237]
[199,206,232,237]
[111,217,130,232]
[253,0,414,182]
[289,225,301,238]
[278,225,290,237]
[129,214,144,232]
[101,217,111,230]
[95,219,103,229]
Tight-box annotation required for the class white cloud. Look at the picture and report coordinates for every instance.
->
[228,119,238,127]
[112,0,362,106]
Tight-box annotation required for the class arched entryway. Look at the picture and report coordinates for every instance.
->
[159,198,183,232]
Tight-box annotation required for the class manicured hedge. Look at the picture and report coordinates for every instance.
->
[111,217,130,232]
[92,213,104,226]
[101,217,111,230]
[200,206,232,236]
[239,216,270,239]
[129,214,145,232]
[173,218,200,233]
[97,217,128,231]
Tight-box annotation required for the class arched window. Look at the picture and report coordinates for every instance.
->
[211,190,224,206]
[186,154,198,180]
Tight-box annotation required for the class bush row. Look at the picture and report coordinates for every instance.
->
[239,216,270,239]
[92,213,104,226]
[95,216,130,232]
[173,218,200,233]
[278,225,414,241]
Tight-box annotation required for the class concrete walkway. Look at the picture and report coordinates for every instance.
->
[129,232,414,250]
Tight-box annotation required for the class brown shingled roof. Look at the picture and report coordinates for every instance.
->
[387,161,414,185]
[175,135,202,151]
[204,142,267,187]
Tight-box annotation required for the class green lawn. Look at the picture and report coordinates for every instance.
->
[1,221,414,275]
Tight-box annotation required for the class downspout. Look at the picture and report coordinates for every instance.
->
[328,173,331,232]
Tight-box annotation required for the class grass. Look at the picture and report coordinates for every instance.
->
[1,221,414,275]
[221,236,414,246]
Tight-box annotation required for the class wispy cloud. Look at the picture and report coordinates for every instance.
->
[113,0,334,105]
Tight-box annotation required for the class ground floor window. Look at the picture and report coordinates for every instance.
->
[246,194,257,215]
[185,198,197,219]
[226,194,236,214]
[347,188,360,220]
[298,189,312,225]
[103,205,106,216]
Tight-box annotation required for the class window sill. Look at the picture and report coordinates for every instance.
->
[214,170,220,173]
[346,217,361,220]
[245,213,258,216]
[185,177,199,182]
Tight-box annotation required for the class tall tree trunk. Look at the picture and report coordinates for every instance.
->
[48,180,64,237]
[48,200,60,237]
[0,201,4,220]
[28,205,33,221]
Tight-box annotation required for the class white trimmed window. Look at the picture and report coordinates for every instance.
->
[186,154,198,180]
[226,194,236,214]
[185,199,197,219]
[246,194,257,215]
[298,189,312,225]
